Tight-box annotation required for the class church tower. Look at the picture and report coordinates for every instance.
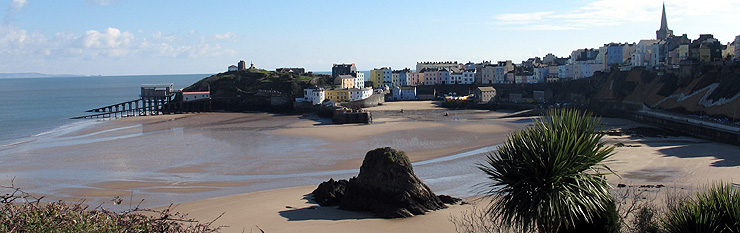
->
[656,3,673,40]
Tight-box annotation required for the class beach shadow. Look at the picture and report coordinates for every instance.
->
[506,118,536,124]
[279,194,375,221]
[606,125,740,168]
[654,143,740,167]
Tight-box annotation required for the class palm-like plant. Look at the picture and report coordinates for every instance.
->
[661,183,740,233]
[477,108,615,233]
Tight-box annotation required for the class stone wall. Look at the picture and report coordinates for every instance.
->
[348,92,385,108]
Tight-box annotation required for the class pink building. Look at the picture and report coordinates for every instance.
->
[423,69,438,85]
[436,69,449,85]
[183,91,211,102]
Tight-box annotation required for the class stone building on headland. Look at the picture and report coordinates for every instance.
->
[238,60,247,71]
[332,63,357,78]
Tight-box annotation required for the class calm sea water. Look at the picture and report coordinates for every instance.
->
[0,74,211,146]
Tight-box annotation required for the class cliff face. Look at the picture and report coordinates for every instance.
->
[599,65,740,119]
[493,63,740,120]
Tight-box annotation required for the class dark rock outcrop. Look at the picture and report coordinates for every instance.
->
[312,178,348,206]
[312,147,447,218]
[437,195,462,205]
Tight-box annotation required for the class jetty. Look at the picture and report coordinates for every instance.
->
[72,84,211,119]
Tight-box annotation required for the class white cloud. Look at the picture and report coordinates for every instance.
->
[86,0,116,6]
[491,0,740,30]
[494,11,555,25]
[9,0,28,9]
[213,32,237,42]
[83,28,133,48]
[0,25,237,60]
[504,25,582,31]
[0,24,47,54]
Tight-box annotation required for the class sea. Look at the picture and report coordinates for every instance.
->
[0,74,211,147]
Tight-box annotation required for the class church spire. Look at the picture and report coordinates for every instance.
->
[656,2,673,40]
[659,3,668,30]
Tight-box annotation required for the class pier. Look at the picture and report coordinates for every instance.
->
[72,84,212,119]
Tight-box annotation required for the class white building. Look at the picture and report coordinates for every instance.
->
[228,65,238,72]
[558,64,573,79]
[391,71,401,87]
[303,87,326,105]
[462,67,475,84]
[354,72,365,89]
[391,86,417,100]
[480,65,495,84]
[349,87,373,101]
[632,40,658,67]
[580,63,604,78]
[183,91,211,102]
[450,68,463,85]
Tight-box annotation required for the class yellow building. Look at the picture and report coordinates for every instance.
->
[325,89,350,102]
[334,75,355,89]
[370,69,383,89]
[678,44,689,61]
[699,47,711,63]
[418,72,425,85]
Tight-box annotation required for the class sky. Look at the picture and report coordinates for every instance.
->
[1,0,739,76]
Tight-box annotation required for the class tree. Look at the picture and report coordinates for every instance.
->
[477,108,615,233]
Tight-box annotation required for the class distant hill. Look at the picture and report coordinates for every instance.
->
[0,73,83,79]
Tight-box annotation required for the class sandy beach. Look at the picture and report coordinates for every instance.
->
[0,101,529,208]
[2,100,739,232]
[168,107,740,232]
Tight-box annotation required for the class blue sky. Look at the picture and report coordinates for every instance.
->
[1,0,739,75]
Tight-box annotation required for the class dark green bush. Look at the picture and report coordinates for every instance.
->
[661,183,740,233]
[1,184,221,233]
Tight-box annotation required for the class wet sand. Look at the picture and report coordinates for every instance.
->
[0,101,532,209]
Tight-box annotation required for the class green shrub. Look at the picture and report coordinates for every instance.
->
[631,203,660,233]
[661,183,740,233]
[561,198,621,233]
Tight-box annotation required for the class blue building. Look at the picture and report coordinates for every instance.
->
[607,44,623,66]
